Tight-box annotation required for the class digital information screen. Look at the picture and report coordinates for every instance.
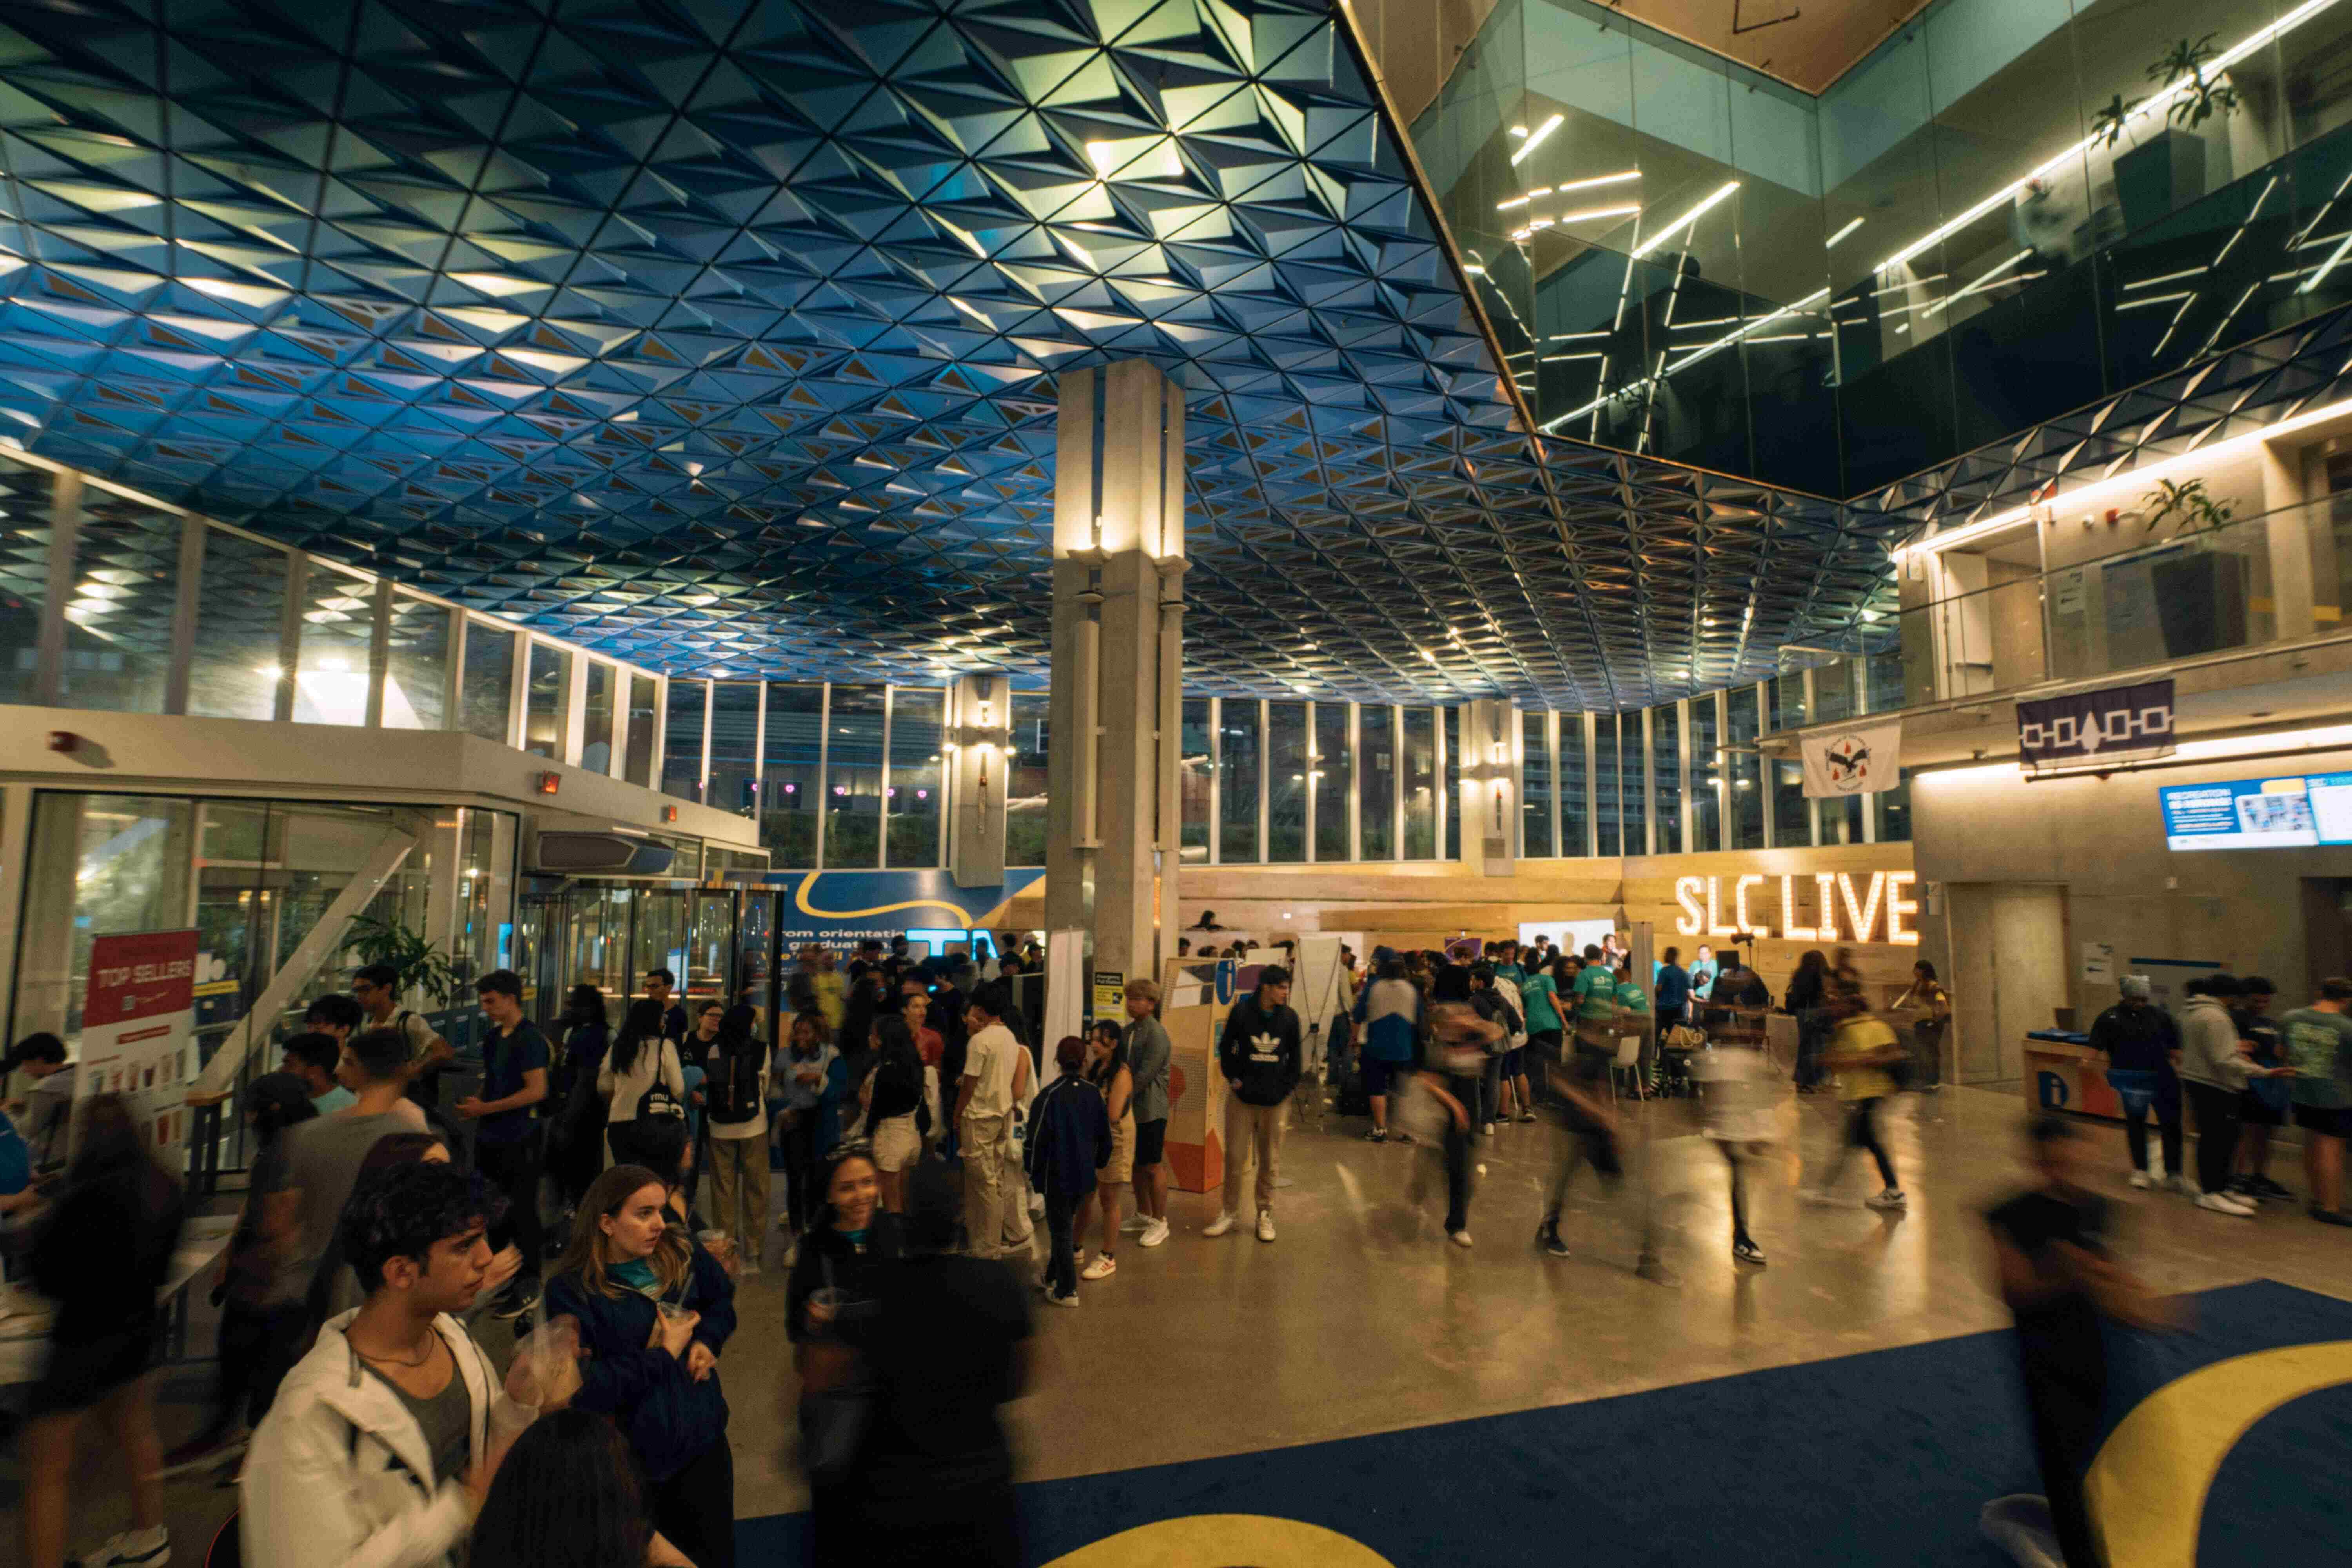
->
[2159,774,2352,850]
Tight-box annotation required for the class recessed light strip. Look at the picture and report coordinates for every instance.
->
[1629,182,1740,259]
[1508,114,1564,167]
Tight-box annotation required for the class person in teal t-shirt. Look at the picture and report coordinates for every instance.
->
[1575,951,1619,1020]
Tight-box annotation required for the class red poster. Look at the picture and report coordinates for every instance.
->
[86,929,198,1026]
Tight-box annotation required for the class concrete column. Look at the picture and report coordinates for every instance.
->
[1047,361,1186,984]
[1459,698,1517,877]
[948,673,1009,889]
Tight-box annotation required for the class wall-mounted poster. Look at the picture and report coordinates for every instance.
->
[77,929,198,1165]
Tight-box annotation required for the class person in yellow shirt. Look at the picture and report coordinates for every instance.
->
[1804,990,1907,1210]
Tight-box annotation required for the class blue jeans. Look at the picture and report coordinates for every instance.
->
[2103,1067,2182,1175]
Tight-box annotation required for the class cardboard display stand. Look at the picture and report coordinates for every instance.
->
[1159,957,1231,1194]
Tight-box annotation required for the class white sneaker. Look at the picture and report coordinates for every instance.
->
[1449,1229,1474,1249]
[1202,1211,1239,1238]
[1865,1188,1907,1211]
[1046,1289,1081,1308]
[1256,1210,1277,1242]
[1138,1218,1169,1248]
[1800,1189,1840,1207]
[2128,1171,2152,1190]
[1081,1254,1117,1280]
[72,1525,169,1567]
[1121,1215,1149,1234]
[2197,1191,2256,1216]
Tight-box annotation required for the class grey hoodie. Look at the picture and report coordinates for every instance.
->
[2176,996,2255,1091]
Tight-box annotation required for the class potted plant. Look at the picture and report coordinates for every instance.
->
[346,912,465,1018]
[2110,36,2240,231]
[2140,477,2247,657]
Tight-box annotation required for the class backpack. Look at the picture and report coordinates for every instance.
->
[709,1037,764,1124]
[634,1040,686,1122]
[1490,977,1530,1052]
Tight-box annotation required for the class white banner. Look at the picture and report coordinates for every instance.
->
[1802,719,1904,799]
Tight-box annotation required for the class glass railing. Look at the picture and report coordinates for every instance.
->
[1769,496,2352,724]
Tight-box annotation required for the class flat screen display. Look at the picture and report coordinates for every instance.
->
[2160,773,2352,850]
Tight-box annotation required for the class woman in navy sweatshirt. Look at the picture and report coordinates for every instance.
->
[545,1162,739,1568]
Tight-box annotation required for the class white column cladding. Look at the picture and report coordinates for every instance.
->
[1046,361,1186,984]
[949,673,1010,888]
[1459,698,1518,877]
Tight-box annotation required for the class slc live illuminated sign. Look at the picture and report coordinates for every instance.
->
[1672,871,1920,946]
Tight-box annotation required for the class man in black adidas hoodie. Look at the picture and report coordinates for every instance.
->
[1206,966,1304,1243]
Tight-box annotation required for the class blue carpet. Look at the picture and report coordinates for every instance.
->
[736,1279,2352,1566]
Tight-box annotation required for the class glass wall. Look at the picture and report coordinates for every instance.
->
[1009,690,1052,867]
[581,661,617,773]
[1727,685,1766,847]
[1620,713,1647,855]
[1220,699,1261,863]
[9,791,517,1174]
[1652,702,1683,853]
[1773,758,1812,847]
[1444,708,1462,861]
[0,455,54,705]
[1269,701,1308,862]
[1690,696,1720,852]
[1522,710,1553,856]
[1401,707,1438,858]
[1313,702,1351,860]
[60,493,178,714]
[626,673,659,788]
[662,680,706,803]
[1593,714,1620,856]
[886,687,944,866]
[1558,713,1587,855]
[188,529,288,721]
[1415,0,2352,494]
[384,595,450,731]
[291,564,374,727]
[760,684,822,864]
[523,642,571,760]
[1360,704,1396,858]
[461,624,515,744]
[707,682,760,820]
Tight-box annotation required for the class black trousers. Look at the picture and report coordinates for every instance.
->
[1442,1096,1473,1233]
[2183,1080,2242,1196]
[1043,1189,1080,1298]
[1718,1141,1752,1243]
[652,1439,736,1568]
[2021,1354,2107,1567]
[474,1134,544,1279]
[1823,1098,1897,1191]
[782,1114,822,1230]
[214,1300,303,1430]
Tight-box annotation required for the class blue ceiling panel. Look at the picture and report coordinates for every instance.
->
[0,0,1901,708]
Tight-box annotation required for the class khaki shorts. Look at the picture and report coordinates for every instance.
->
[1101,1111,1136,1186]
[871,1112,921,1172]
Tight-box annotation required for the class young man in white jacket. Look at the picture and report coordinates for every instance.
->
[241,1160,561,1568]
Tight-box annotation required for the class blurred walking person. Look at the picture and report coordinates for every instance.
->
[19,1095,187,1568]
[1351,953,1420,1144]
[1534,1005,1669,1283]
[1804,989,1908,1210]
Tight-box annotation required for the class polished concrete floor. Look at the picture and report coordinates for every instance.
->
[7,1083,2347,1559]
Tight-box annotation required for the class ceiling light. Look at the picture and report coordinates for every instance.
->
[1497,194,1532,211]
[1553,202,1641,225]
[1630,182,1740,259]
[1509,125,1529,137]
[1824,217,1866,249]
[1551,169,1641,195]
[1509,114,1564,167]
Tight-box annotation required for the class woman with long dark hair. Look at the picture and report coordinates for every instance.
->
[600,996,684,1168]
[163,1074,315,1472]
[862,1016,927,1212]
[19,1094,187,1568]
[1786,948,1832,1093]
[466,1407,694,1568]
[545,1164,739,1568]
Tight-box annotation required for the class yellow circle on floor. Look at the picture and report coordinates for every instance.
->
[1042,1514,1396,1567]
